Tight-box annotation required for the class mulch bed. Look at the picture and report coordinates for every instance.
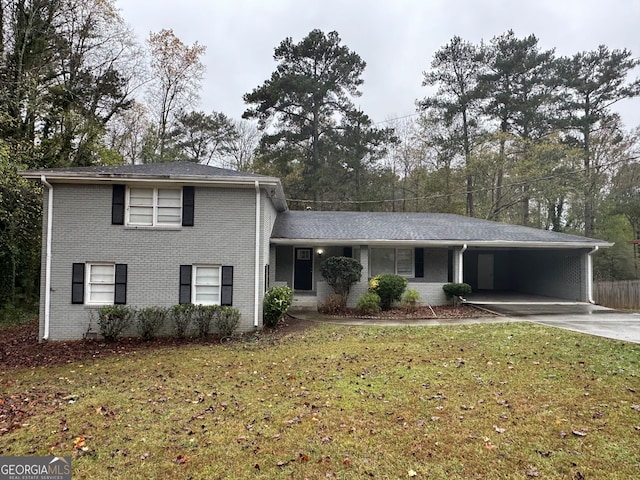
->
[320,304,486,320]
[0,316,309,371]
[0,306,485,370]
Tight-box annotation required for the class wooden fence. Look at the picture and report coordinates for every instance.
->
[594,280,640,310]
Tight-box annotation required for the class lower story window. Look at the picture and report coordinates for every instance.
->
[87,263,115,304]
[370,247,414,277]
[193,265,221,305]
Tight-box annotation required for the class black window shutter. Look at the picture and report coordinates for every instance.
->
[179,265,192,304]
[114,264,127,304]
[414,248,424,278]
[343,246,353,258]
[264,264,270,292]
[112,185,125,225]
[182,186,195,226]
[221,265,233,306]
[72,263,85,304]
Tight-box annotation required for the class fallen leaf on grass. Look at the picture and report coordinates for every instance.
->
[408,469,418,477]
[631,404,640,411]
[173,455,189,464]
[493,425,506,434]
[572,430,587,437]
[73,436,86,449]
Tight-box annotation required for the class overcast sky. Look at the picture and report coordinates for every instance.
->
[116,0,640,129]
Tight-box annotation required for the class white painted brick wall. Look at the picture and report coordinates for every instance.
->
[40,183,275,341]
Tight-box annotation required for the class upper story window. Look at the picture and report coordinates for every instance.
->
[127,187,182,226]
[370,247,414,277]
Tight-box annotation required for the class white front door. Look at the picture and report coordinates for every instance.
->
[478,254,494,290]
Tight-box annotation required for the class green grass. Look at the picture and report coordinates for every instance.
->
[1,322,639,479]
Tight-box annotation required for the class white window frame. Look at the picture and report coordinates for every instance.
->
[85,263,115,305]
[370,247,415,277]
[192,265,222,305]
[126,186,182,227]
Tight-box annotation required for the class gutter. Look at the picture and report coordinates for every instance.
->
[40,175,53,341]
[586,246,599,303]
[254,181,261,328]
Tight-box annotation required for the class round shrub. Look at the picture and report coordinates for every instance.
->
[442,283,472,300]
[192,305,218,338]
[263,285,293,327]
[356,292,381,314]
[97,305,136,342]
[170,304,194,338]
[320,256,362,306]
[370,274,408,310]
[136,306,167,340]
[215,306,241,338]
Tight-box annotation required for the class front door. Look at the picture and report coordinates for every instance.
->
[478,253,494,290]
[294,248,313,290]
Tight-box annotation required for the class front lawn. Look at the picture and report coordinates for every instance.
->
[1,321,639,479]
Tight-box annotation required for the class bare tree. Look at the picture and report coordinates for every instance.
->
[146,29,206,161]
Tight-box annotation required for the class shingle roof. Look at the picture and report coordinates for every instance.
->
[271,211,610,247]
[22,161,269,179]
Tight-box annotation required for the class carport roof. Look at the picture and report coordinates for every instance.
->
[270,211,613,248]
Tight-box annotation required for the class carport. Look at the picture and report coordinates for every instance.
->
[461,245,600,304]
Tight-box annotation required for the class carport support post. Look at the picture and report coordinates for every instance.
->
[453,244,467,283]
[586,246,598,303]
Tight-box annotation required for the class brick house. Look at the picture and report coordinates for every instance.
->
[22,162,611,341]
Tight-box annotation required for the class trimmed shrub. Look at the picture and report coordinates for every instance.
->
[319,293,346,315]
[356,292,381,315]
[320,256,362,306]
[370,274,408,310]
[442,283,472,301]
[97,305,135,342]
[192,305,219,338]
[263,285,293,327]
[170,304,194,338]
[402,289,421,312]
[136,306,167,341]
[215,306,241,338]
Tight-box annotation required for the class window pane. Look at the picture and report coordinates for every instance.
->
[90,265,114,283]
[129,188,154,206]
[396,248,414,276]
[370,248,395,276]
[157,189,181,207]
[195,287,220,304]
[90,284,115,303]
[129,206,153,225]
[157,206,181,225]
[195,267,220,286]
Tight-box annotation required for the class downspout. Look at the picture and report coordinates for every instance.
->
[254,181,261,328]
[458,244,468,283]
[40,175,53,341]
[586,246,599,303]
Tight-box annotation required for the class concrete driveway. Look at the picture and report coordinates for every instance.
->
[477,303,640,344]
